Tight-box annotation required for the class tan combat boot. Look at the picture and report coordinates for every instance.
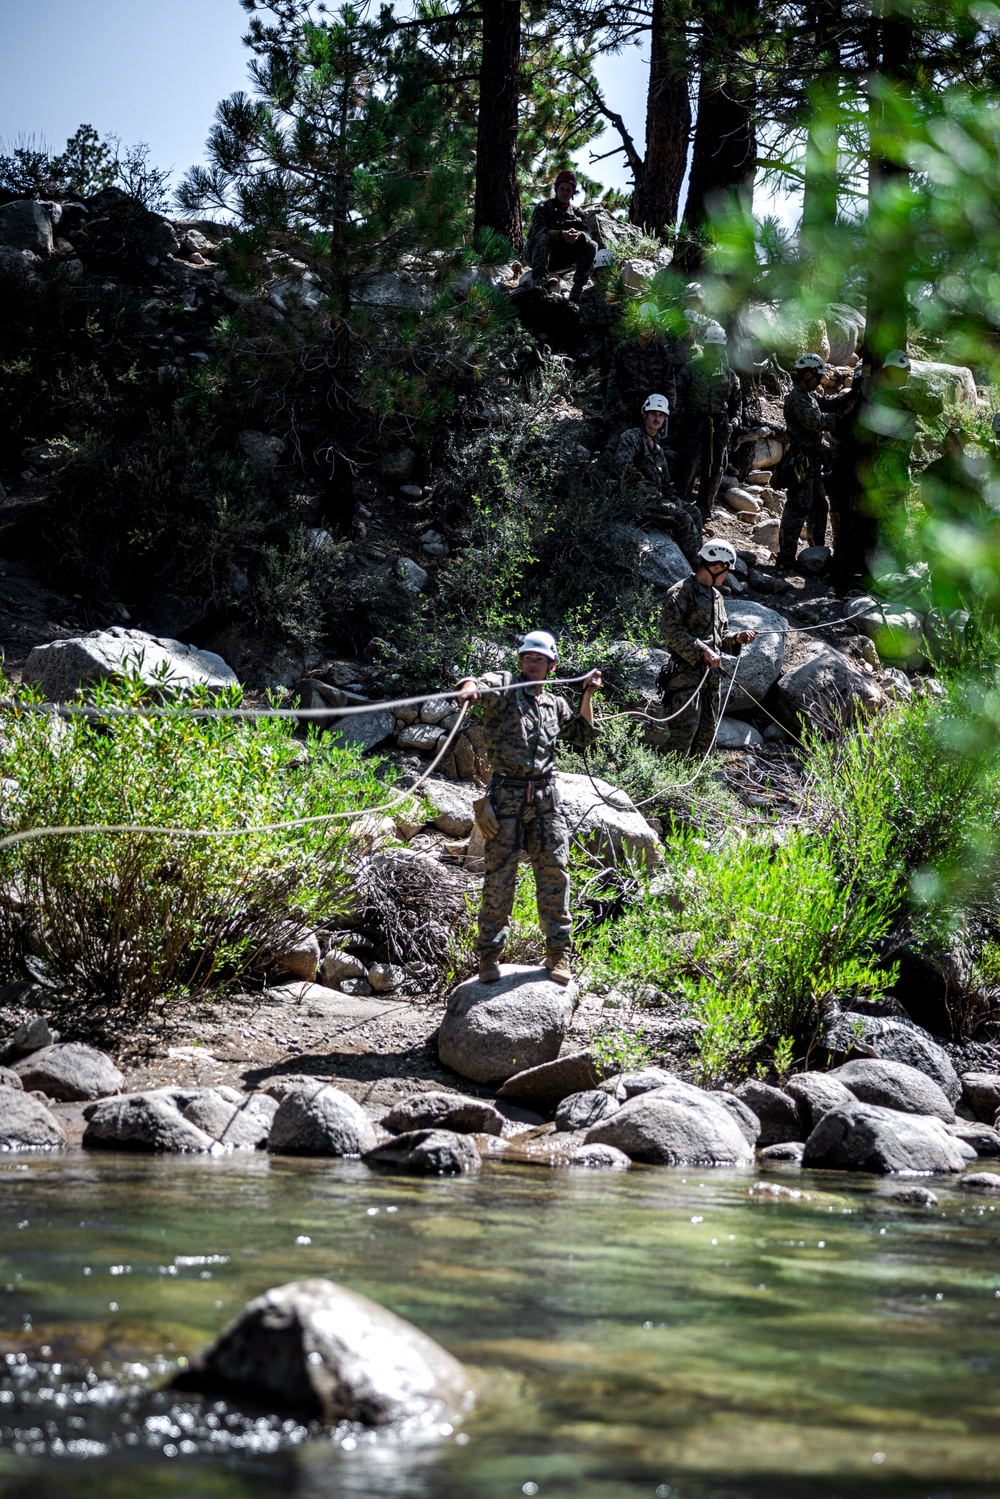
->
[545,949,573,985]
[478,959,501,984]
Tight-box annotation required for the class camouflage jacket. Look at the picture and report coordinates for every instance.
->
[658,576,743,672]
[611,427,681,502]
[527,198,591,249]
[606,336,680,412]
[677,356,741,424]
[578,283,621,334]
[464,671,600,778]
[783,383,845,454]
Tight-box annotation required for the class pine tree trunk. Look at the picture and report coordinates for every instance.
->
[680,0,759,260]
[630,0,691,235]
[863,9,913,364]
[474,0,523,251]
[800,4,841,273]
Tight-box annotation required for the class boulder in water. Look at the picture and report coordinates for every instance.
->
[802,1100,967,1173]
[437,966,577,1084]
[827,1058,954,1122]
[364,1128,480,1175]
[267,1084,378,1157]
[584,1081,755,1166]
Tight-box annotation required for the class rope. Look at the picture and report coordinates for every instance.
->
[0,703,470,853]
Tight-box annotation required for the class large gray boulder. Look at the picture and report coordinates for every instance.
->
[364,1129,480,1175]
[381,1091,505,1136]
[962,1072,1000,1124]
[182,1092,279,1149]
[554,771,662,867]
[437,966,577,1084]
[802,1100,968,1174]
[606,641,671,699]
[0,1086,65,1150]
[13,1043,124,1102]
[712,1092,761,1148]
[820,1012,960,1103]
[173,1278,472,1427]
[636,529,691,591]
[584,1081,755,1165]
[83,1090,217,1152]
[497,1050,606,1103]
[0,200,53,256]
[735,1079,804,1146]
[329,709,395,753]
[828,1058,955,1122]
[554,1089,619,1132]
[908,359,978,411]
[775,643,882,728]
[419,780,477,838]
[24,627,238,698]
[267,1084,378,1156]
[720,600,787,713]
[784,1072,857,1132]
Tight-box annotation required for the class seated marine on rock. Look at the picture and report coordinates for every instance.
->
[610,393,703,565]
[526,169,598,305]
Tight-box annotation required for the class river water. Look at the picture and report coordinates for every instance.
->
[1,1152,999,1498]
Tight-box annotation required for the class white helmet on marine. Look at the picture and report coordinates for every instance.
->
[684,281,705,299]
[519,629,558,661]
[593,247,615,269]
[697,540,738,570]
[794,351,826,373]
[883,348,911,370]
[702,322,727,345]
[642,392,670,414]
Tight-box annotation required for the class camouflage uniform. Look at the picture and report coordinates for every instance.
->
[577,281,622,375]
[527,199,597,294]
[657,575,745,756]
[606,335,684,426]
[611,427,702,563]
[777,382,845,565]
[674,355,742,517]
[467,672,600,961]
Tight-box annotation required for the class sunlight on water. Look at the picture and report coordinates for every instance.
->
[2,1152,1000,1497]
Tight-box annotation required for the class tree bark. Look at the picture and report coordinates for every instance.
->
[474,0,523,251]
[863,7,913,365]
[800,3,841,270]
[680,0,759,256]
[630,0,691,234]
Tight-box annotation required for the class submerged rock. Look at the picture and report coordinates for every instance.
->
[0,1086,65,1150]
[437,966,577,1084]
[958,1171,1000,1194]
[756,1140,805,1163]
[381,1091,504,1137]
[267,1084,378,1157]
[173,1278,473,1428]
[584,1081,755,1166]
[364,1128,480,1175]
[828,1058,954,1122]
[882,1185,939,1207]
[14,1043,124,1102]
[801,1101,968,1174]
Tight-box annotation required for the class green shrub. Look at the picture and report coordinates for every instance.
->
[0,674,394,1026]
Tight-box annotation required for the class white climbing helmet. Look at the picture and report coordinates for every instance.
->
[684,281,705,300]
[698,539,738,569]
[794,351,826,373]
[702,322,727,345]
[883,348,912,370]
[593,248,615,269]
[519,629,558,661]
[642,392,671,415]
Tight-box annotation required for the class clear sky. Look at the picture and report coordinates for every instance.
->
[0,0,789,220]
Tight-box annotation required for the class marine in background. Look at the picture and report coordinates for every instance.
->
[457,633,602,987]
[657,540,757,758]
[777,352,858,571]
[606,303,683,427]
[611,394,702,564]
[674,323,742,519]
[576,248,621,378]
[526,170,597,305]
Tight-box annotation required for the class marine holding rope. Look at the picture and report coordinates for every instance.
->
[657,541,756,757]
[457,633,602,987]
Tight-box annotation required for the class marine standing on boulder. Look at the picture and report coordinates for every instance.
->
[457,633,602,987]
[657,541,756,757]
[606,303,682,425]
[526,171,597,304]
[611,394,702,564]
[776,352,854,570]
[674,323,741,518]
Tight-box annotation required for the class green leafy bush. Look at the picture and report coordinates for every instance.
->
[0,674,393,1026]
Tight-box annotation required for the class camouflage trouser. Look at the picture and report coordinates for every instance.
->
[661,668,722,757]
[676,417,731,518]
[529,232,597,290]
[657,500,703,565]
[476,783,571,959]
[777,457,828,564]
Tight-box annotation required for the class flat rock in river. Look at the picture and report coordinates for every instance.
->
[437,966,577,1084]
[802,1100,967,1173]
[13,1043,124,1102]
[267,1084,378,1156]
[0,1085,65,1149]
[584,1081,755,1166]
[173,1277,473,1427]
[828,1058,954,1122]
